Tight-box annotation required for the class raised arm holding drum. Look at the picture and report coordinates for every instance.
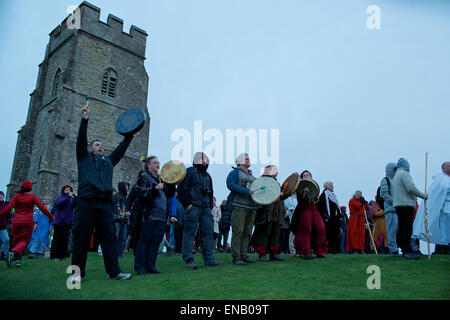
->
[71,103,142,283]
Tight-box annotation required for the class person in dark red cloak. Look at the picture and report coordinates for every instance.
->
[346,191,370,254]
[290,170,328,260]
[0,180,54,267]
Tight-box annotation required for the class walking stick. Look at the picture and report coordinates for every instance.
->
[364,203,378,255]
[424,152,431,260]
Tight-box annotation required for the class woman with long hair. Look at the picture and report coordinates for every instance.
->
[0,180,53,267]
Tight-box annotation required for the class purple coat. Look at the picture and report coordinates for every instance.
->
[53,190,74,226]
[0,200,11,229]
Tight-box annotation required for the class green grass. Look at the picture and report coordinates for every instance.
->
[0,252,448,300]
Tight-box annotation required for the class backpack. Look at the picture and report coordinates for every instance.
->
[376,178,390,210]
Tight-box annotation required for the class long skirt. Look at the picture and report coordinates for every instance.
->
[346,214,366,252]
[11,220,34,257]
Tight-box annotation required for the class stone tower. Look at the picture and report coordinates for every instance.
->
[6,1,150,201]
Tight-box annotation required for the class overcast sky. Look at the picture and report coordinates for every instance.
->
[0,0,449,207]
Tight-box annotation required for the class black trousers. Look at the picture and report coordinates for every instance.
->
[71,198,122,278]
[326,217,341,251]
[174,225,183,254]
[395,206,415,253]
[50,225,71,259]
[279,228,290,253]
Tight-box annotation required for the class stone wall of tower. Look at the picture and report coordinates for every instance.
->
[7,1,149,201]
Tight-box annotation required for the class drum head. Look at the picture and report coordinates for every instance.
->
[281,172,300,200]
[160,160,186,185]
[251,176,281,206]
[297,179,320,199]
[115,108,146,136]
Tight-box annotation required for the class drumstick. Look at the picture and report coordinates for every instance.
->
[83,91,91,117]
[253,186,266,193]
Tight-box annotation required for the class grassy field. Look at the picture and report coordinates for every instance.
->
[0,252,448,300]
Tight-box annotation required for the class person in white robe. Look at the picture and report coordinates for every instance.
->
[413,161,450,249]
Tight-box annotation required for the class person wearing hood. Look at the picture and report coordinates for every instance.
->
[413,161,449,254]
[0,191,11,261]
[178,152,224,269]
[318,181,342,254]
[226,153,259,265]
[392,157,428,260]
[134,156,177,274]
[28,195,53,258]
[379,162,399,256]
[50,185,75,261]
[113,181,130,258]
[0,180,54,267]
[249,165,286,262]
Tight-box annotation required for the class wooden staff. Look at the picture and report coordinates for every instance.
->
[364,205,378,255]
[424,152,431,260]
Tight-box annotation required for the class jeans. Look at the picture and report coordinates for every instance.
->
[134,220,166,272]
[182,205,215,265]
[115,222,127,257]
[0,229,10,256]
[339,231,348,253]
[385,212,399,253]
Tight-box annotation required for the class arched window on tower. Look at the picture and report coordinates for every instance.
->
[53,68,61,96]
[101,68,117,98]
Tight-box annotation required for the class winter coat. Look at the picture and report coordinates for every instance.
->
[178,165,214,209]
[0,193,53,223]
[0,200,11,229]
[113,181,129,225]
[137,171,175,223]
[380,163,396,214]
[393,168,426,208]
[212,205,222,234]
[76,118,133,201]
[218,204,231,231]
[53,188,74,226]
[226,166,257,210]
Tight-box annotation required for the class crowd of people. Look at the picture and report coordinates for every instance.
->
[0,104,448,283]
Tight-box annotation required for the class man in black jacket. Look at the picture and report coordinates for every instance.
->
[71,105,133,282]
[178,152,224,269]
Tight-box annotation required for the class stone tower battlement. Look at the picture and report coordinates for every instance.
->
[7,1,150,201]
[47,1,147,59]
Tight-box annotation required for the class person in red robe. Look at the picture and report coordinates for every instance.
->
[346,191,370,254]
[291,170,328,259]
[0,180,54,267]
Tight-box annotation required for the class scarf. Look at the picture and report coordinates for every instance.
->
[324,189,340,217]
